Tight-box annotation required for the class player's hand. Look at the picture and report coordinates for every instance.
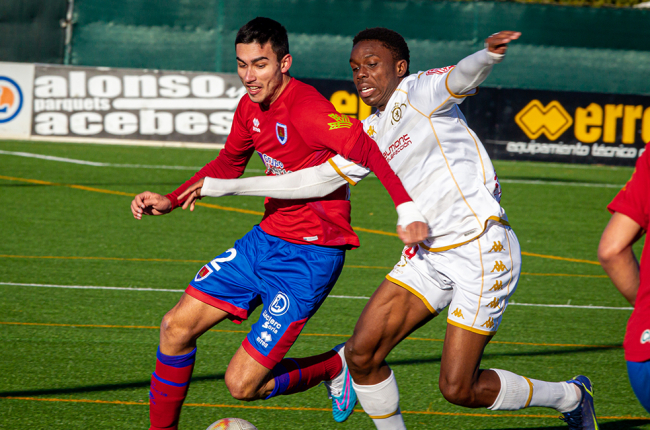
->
[397,221,429,247]
[178,178,205,211]
[485,31,521,55]
[131,191,172,219]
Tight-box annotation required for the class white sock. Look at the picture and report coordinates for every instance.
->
[488,369,581,413]
[353,370,406,430]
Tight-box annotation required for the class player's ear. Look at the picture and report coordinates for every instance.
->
[396,59,408,78]
[280,54,292,74]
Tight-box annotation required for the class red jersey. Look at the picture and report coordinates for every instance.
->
[167,78,411,248]
[608,145,650,362]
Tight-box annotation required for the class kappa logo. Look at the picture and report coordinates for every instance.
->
[491,261,507,272]
[515,100,573,141]
[489,280,504,292]
[0,77,24,124]
[269,292,290,316]
[489,241,504,253]
[486,297,500,309]
[641,330,650,344]
[327,113,353,130]
[481,317,495,329]
[194,264,213,282]
[276,122,288,144]
[366,125,377,138]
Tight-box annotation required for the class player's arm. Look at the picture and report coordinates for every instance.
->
[598,212,643,306]
[178,155,369,212]
[446,31,520,95]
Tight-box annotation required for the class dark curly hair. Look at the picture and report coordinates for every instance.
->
[236,17,289,62]
[353,28,410,76]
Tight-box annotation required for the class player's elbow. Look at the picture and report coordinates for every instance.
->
[597,238,622,268]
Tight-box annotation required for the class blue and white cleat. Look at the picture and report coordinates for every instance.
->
[560,375,599,429]
[324,343,358,423]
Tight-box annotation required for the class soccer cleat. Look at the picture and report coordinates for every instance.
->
[323,343,358,423]
[560,375,599,430]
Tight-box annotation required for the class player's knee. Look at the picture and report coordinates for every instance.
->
[224,374,257,401]
[160,312,194,349]
[345,337,382,375]
[439,375,474,406]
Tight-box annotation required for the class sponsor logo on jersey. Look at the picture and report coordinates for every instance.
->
[327,113,353,130]
[260,152,291,176]
[276,122,288,144]
[252,117,261,133]
[194,264,213,282]
[642,330,650,344]
[382,133,412,162]
[391,102,406,125]
[269,291,290,316]
[0,77,24,124]
[425,65,454,76]
[262,310,282,334]
[515,100,573,141]
[404,245,419,260]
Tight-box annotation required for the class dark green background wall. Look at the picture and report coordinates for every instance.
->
[2,0,650,95]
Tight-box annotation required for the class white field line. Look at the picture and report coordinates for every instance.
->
[0,150,627,188]
[0,282,632,310]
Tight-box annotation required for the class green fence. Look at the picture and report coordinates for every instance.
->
[3,0,650,95]
[0,0,68,64]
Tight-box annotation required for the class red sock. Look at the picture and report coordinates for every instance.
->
[149,347,196,430]
[267,350,342,398]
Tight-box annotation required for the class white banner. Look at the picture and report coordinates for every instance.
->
[0,62,34,140]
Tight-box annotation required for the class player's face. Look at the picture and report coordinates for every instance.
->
[350,40,408,112]
[236,42,292,107]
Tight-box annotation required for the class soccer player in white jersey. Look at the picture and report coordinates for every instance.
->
[180,29,598,430]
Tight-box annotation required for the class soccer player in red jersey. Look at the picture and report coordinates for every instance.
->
[130,17,427,430]
[599,144,650,414]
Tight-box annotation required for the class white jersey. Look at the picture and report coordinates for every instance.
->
[330,66,505,251]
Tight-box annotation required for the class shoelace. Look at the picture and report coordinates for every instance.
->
[560,411,583,429]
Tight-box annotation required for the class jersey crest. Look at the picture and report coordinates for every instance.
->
[276,122,288,145]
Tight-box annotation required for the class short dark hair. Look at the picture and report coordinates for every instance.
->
[353,28,410,76]
[235,17,289,62]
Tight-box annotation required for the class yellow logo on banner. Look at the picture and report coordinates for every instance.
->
[515,100,573,141]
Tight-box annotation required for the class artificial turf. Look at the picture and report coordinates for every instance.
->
[1,139,648,429]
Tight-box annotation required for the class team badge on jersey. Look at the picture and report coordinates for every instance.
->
[276,122,288,145]
[269,292,290,316]
[391,102,406,125]
[642,330,650,344]
[194,264,213,282]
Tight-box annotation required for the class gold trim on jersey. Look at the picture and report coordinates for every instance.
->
[445,69,479,99]
[419,216,510,253]
[386,275,437,315]
[471,233,486,327]
[447,318,496,336]
[368,408,400,420]
[456,104,487,185]
[523,376,534,408]
[328,158,357,186]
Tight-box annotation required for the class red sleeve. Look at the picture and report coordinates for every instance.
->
[165,104,255,209]
[608,145,650,230]
[290,86,412,207]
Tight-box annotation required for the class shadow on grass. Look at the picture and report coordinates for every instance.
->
[481,420,650,429]
[0,344,621,398]
[0,373,224,398]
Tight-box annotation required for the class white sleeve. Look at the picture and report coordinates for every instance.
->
[200,155,370,199]
[446,48,504,95]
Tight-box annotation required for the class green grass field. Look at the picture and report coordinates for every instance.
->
[1,139,648,429]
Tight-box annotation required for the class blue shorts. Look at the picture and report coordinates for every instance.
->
[186,225,345,369]
[627,360,650,413]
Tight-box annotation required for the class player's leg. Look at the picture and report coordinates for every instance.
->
[222,232,348,401]
[150,293,230,430]
[345,277,439,430]
[437,222,597,429]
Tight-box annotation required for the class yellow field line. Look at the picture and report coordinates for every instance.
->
[0,396,645,420]
[0,175,601,265]
[0,254,604,278]
[0,321,621,349]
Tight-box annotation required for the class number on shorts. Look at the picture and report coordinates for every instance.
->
[209,248,237,271]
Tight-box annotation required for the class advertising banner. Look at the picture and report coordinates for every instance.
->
[31,64,246,146]
[0,62,35,140]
